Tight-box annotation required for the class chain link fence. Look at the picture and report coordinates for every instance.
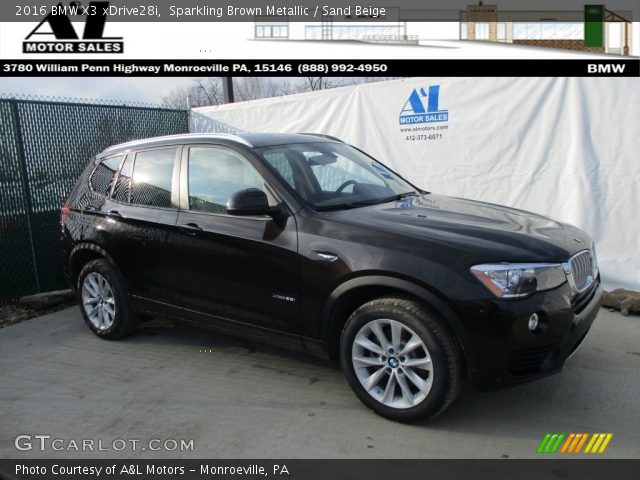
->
[0,95,189,303]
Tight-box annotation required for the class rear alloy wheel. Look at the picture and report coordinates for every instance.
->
[77,259,138,339]
[82,272,116,331]
[340,297,462,422]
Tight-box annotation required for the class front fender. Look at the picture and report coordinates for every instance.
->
[321,274,479,374]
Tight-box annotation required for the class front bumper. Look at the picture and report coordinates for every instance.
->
[450,278,602,390]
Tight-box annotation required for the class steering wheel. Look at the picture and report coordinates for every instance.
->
[336,180,358,193]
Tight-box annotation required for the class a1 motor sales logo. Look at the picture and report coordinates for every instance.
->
[23,1,123,54]
[398,85,449,143]
[399,85,448,125]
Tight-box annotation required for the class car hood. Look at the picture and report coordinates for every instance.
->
[329,193,591,263]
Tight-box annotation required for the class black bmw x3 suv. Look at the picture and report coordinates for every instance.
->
[61,133,602,421]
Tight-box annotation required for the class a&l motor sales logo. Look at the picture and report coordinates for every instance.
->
[23,1,123,54]
[399,85,448,125]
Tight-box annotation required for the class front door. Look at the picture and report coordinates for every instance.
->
[174,145,300,334]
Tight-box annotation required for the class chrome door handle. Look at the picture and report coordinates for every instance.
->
[314,251,338,262]
[179,223,203,235]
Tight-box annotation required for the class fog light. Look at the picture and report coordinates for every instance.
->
[528,313,540,331]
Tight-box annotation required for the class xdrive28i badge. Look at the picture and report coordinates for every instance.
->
[23,1,123,54]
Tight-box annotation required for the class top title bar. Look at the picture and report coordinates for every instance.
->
[2,0,639,22]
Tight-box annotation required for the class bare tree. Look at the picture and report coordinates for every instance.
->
[161,85,191,109]
[302,77,350,91]
[161,78,224,108]
[234,77,297,102]
[162,76,403,108]
[193,78,223,106]
[297,77,401,92]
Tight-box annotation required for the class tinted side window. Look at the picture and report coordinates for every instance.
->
[112,155,133,203]
[89,155,123,195]
[188,147,274,213]
[130,148,176,208]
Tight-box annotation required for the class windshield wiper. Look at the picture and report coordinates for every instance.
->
[317,191,419,211]
[316,203,367,211]
[373,191,419,204]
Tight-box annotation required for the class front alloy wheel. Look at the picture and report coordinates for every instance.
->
[341,296,463,422]
[352,319,434,409]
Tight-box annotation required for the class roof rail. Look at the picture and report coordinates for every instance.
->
[101,133,254,154]
[299,133,345,143]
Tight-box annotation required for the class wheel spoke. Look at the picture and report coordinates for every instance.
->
[354,335,385,355]
[364,366,388,391]
[353,356,385,367]
[370,321,391,351]
[98,276,107,296]
[94,305,102,327]
[87,304,99,318]
[101,306,110,327]
[103,304,115,317]
[85,280,98,297]
[396,371,414,406]
[382,372,397,404]
[403,357,432,369]
[404,368,430,393]
[390,320,403,351]
[399,335,423,355]
[88,275,100,296]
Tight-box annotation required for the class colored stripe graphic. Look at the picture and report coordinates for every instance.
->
[563,433,588,453]
[537,434,552,453]
[537,433,565,453]
[574,433,589,453]
[540,433,613,454]
[585,433,613,453]
[560,433,575,453]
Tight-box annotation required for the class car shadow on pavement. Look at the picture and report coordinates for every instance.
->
[123,316,562,436]
[125,316,341,371]
[111,313,632,447]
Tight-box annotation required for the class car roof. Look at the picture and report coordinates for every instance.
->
[98,132,338,158]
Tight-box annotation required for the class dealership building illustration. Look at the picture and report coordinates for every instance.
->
[254,3,634,56]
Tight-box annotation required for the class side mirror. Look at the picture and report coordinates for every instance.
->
[226,188,274,216]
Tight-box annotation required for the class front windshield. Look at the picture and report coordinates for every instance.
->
[256,142,418,210]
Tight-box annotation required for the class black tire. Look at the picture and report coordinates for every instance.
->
[77,259,138,339]
[340,296,463,422]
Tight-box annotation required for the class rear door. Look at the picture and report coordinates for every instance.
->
[102,146,182,304]
[174,144,300,334]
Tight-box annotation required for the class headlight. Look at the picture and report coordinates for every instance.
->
[470,263,566,298]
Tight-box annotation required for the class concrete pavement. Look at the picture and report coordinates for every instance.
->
[1,307,639,458]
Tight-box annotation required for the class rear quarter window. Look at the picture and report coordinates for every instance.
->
[89,155,124,196]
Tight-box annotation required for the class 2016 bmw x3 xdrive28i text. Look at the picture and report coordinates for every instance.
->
[61,133,602,421]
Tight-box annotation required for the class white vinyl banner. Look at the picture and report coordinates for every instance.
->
[193,77,640,291]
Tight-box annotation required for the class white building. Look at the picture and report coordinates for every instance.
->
[254,4,636,56]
